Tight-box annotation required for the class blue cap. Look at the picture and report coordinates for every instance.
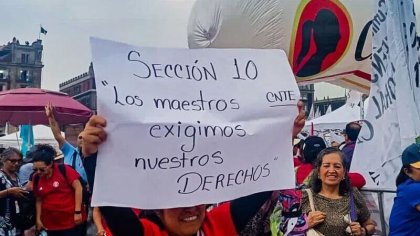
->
[402,143,420,168]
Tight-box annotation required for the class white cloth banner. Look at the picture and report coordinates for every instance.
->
[351,0,420,189]
[90,38,300,209]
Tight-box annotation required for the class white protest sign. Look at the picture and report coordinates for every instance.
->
[90,38,300,209]
[351,0,420,189]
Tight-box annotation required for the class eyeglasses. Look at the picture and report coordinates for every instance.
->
[7,159,22,164]
[32,168,46,173]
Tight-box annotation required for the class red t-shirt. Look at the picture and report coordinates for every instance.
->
[293,156,302,167]
[33,164,81,230]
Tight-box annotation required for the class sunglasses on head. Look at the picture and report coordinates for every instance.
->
[7,159,22,164]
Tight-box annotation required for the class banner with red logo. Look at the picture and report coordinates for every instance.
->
[188,0,407,94]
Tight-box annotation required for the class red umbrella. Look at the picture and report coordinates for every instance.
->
[0,88,92,125]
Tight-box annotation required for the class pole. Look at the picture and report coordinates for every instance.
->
[377,191,387,236]
[360,95,365,120]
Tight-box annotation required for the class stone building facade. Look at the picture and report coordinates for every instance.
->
[0,37,44,135]
[59,63,96,113]
[0,37,43,90]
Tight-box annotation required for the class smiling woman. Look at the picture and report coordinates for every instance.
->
[301,148,375,236]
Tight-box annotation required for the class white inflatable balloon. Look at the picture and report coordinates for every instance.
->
[188,0,420,94]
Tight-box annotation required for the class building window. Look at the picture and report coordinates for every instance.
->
[0,71,4,80]
[80,97,90,108]
[74,85,81,94]
[20,70,28,81]
[21,54,29,64]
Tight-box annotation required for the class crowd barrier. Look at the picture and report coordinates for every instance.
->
[360,188,396,236]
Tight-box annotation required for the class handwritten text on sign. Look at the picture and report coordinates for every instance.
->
[90,38,299,209]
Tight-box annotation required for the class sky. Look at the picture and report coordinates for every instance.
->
[1,0,195,87]
[1,0,353,99]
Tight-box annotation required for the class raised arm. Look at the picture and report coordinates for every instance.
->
[45,102,66,148]
[80,115,106,192]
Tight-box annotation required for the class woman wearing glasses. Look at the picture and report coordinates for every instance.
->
[31,144,86,236]
[0,147,28,235]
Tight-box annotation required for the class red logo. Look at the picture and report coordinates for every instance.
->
[290,0,352,78]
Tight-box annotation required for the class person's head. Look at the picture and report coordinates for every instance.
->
[310,147,350,195]
[396,143,420,186]
[330,141,340,148]
[54,150,64,164]
[77,132,84,149]
[31,144,56,178]
[1,147,22,173]
[152,205,206,236]
[343,122,361,142]
[302,136,326,165]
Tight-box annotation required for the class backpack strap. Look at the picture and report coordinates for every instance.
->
[58,164,68,182]
[71,150,78,169]
[349,190,357,221]
[33,174,40,192]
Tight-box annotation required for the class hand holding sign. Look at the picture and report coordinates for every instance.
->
[293,101,305,138]
[81,115,107,157]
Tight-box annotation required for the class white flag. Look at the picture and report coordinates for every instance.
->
[308,103,315,120]
[351,0,420,189]
[314,107,321,118]
[326,105,332,114]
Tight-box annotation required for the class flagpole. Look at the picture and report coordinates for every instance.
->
[38,24,41,40]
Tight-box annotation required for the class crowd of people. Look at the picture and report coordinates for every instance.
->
[0,101,417,235]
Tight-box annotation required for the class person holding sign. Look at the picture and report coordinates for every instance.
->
[389,144,420,235]
[80,101,305,236]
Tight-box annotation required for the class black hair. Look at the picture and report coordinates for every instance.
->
[302,136,326,165]
[31,144,56,165]
[345,122,361,141]
[396,165,413,186]
[310,147,351,195]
